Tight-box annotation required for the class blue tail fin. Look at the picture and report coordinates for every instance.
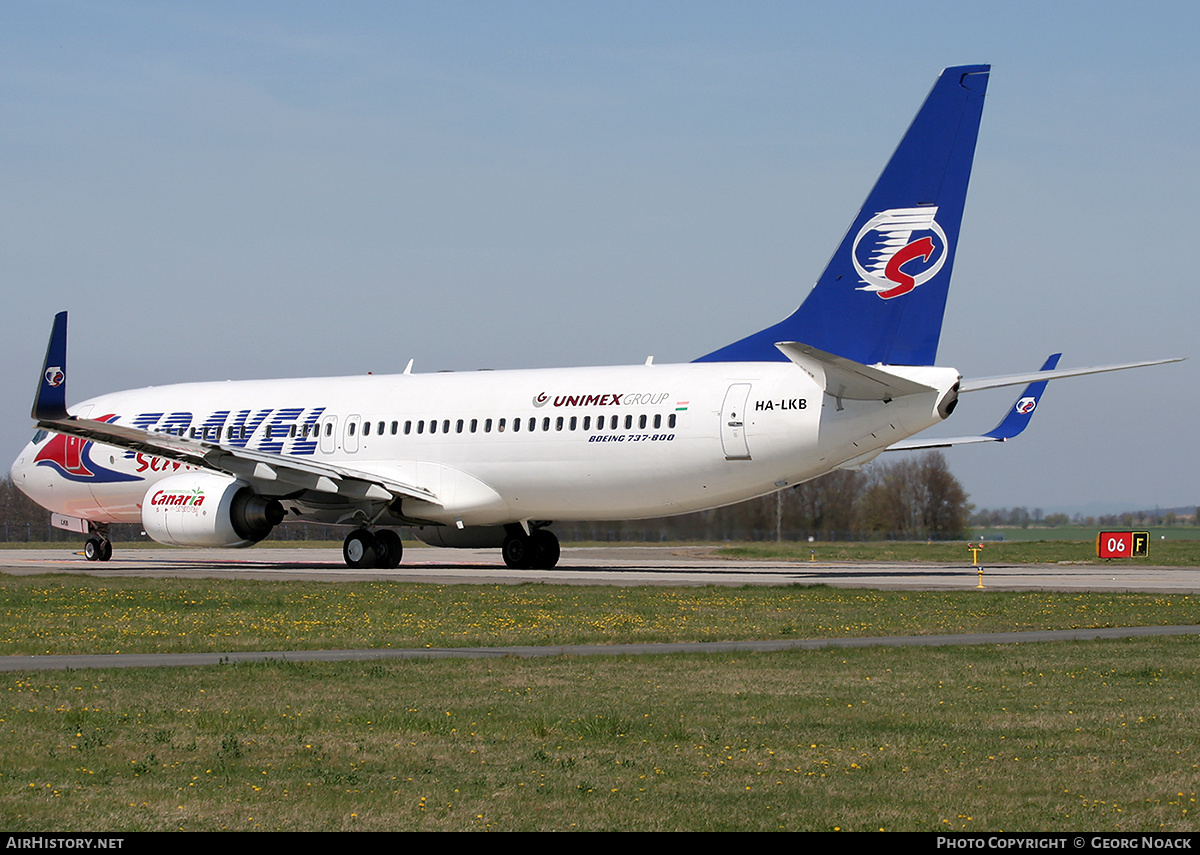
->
[696,64,990,366]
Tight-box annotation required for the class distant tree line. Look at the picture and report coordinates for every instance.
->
[0,451,972,544]
[557,451,971,542]
[970,506,1198,529]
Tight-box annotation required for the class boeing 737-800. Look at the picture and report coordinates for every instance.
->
[8,65,1181,569]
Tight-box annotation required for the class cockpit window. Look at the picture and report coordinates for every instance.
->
[31,429,47,444]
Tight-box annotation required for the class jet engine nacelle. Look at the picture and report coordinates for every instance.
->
[141,472,284,548]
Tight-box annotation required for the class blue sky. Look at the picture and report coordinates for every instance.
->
[3,1,1197,514]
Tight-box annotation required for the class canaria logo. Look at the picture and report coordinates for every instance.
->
[44,366,65,387]
[852,207,949,300]
[1015,397,1037,415]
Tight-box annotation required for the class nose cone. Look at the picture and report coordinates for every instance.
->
[10,436,52,510]
[10,442,34,490]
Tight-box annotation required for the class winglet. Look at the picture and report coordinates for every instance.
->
[981,353,1060,440]
[887,353,1060,451]
[33,312,69,421]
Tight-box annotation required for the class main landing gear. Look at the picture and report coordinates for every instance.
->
[502,528,560,570]
[340,525,561,570]
[342,528,404,569]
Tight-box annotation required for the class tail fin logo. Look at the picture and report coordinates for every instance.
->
[852,207,949,300]
[1015,397,1037,415]
[44,366,64,387]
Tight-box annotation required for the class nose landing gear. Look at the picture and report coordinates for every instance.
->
[83,536,112,562]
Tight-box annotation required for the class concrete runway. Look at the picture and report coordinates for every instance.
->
[2,544,1199,592]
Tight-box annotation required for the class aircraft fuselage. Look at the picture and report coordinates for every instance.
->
[11,361,957,528]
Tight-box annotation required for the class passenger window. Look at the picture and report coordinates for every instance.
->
[391,421,398,435]
[583,416,591,431]
[654,414,661,429]
[363,422,370,436]
[668,414,676,428]
[638,415,647,429]
[570,416,577,431]
[555,417,563,431]
[443,420,450,433]
[456,419,464,434]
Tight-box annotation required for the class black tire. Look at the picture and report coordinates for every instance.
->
[530,529,560,569]
[374,529,403,569]
[84,537,101,562]
[98,539,112,562]
[502,533,532,569]
[343,529,379,569]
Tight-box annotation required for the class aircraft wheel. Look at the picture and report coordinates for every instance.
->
[502,533,532,569]
[98,539,112,562]
[530,529,560,569]
[374,529,403,569]
[84,537,102,562]
[343,529,379,569]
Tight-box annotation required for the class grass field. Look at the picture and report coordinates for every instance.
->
[2,574,1200,831]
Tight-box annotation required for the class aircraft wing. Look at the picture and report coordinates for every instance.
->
[30,312,439,505]
[890,353,1062,450]
[892,353,1184,451]
[32,412,440,504]
[958,357,1183,392]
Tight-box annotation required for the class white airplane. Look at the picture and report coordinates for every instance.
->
[9,65,1181,569]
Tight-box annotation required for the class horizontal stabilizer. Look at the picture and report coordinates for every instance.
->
[775,342,935,401]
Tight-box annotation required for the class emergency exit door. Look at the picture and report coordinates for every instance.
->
[720,383,752,460]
